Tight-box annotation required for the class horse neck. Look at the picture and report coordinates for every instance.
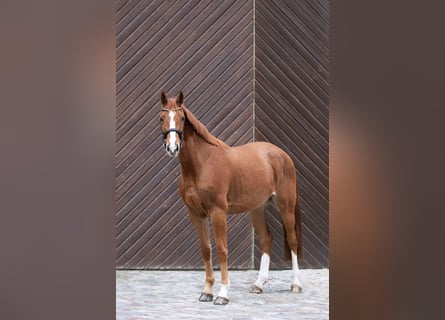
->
[179,124,218,177]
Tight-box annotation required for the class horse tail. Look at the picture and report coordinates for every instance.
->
[283,188,303,261]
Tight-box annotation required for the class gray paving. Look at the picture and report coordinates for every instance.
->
[117,269,329,320]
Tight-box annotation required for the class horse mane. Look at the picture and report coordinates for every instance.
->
[182,106,229,149]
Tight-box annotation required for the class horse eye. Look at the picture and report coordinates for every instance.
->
[181,116,185,122]
[160,118,164,122]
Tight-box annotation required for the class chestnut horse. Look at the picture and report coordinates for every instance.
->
[159,91,302,305]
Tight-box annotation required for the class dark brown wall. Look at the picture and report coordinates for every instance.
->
[254,0,329,269]
[116,0,328,269]
[116,0,254,269]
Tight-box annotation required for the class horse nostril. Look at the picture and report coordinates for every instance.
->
[167,143,179,154]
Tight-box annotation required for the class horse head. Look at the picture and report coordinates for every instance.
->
[160,91,186,157]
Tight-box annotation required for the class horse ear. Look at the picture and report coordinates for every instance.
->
[161,91,168,105]
[176,91,184,106]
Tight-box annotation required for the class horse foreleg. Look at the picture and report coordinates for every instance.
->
[210,207,230,305]
[189,213,215,302]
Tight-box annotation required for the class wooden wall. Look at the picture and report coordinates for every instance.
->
[116,0,328,269]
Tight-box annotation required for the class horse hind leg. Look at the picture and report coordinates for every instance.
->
[290,249,302,293]
[249,204,273,294]
[275,192,303,293]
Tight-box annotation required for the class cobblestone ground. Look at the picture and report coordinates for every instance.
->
[117,269,329,320]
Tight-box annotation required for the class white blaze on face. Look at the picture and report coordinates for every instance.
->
[168,110,177,152]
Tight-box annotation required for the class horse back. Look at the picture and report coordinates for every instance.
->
[229,141,295,177]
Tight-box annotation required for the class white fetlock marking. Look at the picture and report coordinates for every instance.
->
[291,251,302,288]
[217,282,230,299]
[254,253,270,288]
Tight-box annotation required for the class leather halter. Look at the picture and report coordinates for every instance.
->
[161,107,184,146]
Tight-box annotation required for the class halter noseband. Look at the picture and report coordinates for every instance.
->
[161,107,184,146]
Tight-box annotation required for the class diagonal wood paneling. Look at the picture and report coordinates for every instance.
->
[116,0,329,270]
[254,0,329,269]
[116,0,254,269]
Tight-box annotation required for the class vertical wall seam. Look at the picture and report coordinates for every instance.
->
[250,0,256,270]
[252,0,256,144]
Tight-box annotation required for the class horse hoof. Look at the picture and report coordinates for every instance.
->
[213,296,229,305]
[198,293,213,302]
[249,285,263,294]
[291,284,302,293]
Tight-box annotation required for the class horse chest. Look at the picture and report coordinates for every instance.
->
[181,178,224,215]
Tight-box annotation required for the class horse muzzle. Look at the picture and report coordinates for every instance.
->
[165,143,180,157]
[162,128,183,157]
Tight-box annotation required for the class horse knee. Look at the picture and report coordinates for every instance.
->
[201,246,211,261]
[215,245,228,262]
